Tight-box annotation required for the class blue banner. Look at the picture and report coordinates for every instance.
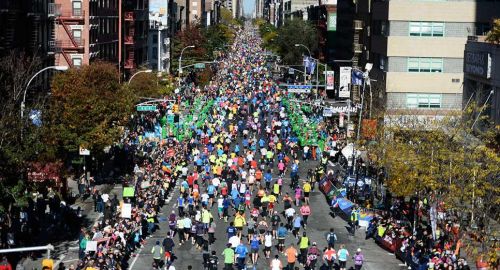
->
[303,57,316,75]
[352,69,364,86]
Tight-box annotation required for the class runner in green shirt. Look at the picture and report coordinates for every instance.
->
[222,243,235,269]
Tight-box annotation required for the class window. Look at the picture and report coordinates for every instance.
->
[72,58,82,67]
[406,94,442,108]
[72,29,82,44]
[409,22,444,37]
[407,57,443,73]
[72,1,82,16]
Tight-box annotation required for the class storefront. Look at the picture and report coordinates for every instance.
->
[463,37,500,126]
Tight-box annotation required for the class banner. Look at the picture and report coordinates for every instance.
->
[352,69,364,86]
[326,71,335,90]
[327,12,337,31]
[339,67,352,98]
[287,85,312,93]
[303,57,316,75]
[122,203,132,219]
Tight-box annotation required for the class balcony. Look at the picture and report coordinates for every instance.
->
[54,39,85,49]
[353,20,363,30]
[353,43,362,53]
[124,35,134,45]
[124,12,134,21]
[49,4,85,19]
[124,60,136,69]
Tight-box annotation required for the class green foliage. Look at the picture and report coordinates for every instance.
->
[274,20,318,64]
[45,62,134,155]
[486,18,500,44]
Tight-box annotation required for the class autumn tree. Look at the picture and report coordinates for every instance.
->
[485,18,500,44]
[0,51,51,208]
[369,105,499,264]
[44,62,134,157]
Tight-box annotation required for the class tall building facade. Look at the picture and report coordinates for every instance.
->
[0,0,55,90]
[368,0,499,117]
[51,0,120,68]
[149,0,171,72]
[123,0,149,73]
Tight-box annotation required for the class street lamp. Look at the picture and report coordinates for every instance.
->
[21,65,69,118]
[128,69,153,84]
[178,45,195,75]
[294,44,311,84]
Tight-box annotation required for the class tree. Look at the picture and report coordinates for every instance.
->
[127,72,175,100]
[369,106,499,265]
[0,51,50,208]
[485,18,500,44]
[44,62,134,157]
[271,19,318,64]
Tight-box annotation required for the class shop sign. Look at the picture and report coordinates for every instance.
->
[464,51,491,79]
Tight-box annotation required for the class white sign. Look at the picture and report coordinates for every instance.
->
[122,203,132,219]
[79,147,90,156]
[326,71,335,90]
[339,67,352,98]
[85,241,97,252]
[287,85,312,94]
[323,107,333,117]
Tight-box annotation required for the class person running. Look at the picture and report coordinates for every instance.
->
[270,254,283,270]
[323,246,337,270]
[298,232,309,265]
[234,241,249,270]
[277,223,288,253]
[325,228,337,248]
[338,244,350,270]
[151,241,163,269]
[285,245,298,270]
[250,234,260,265]
[353,248,364,270]
[264,230,273,259]
[222,243,235,270]
[300,203,311,228]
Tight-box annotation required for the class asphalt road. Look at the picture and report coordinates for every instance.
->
[127,148,406,270]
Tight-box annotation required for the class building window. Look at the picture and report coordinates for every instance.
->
[72,29,82,44]
[407,57,443,73]
[73,1,82,16]
[406,94,442,108]
[409,22,444,37]
[72,58,82,67]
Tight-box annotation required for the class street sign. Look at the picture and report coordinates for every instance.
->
[79,146,90,156]
[194,63,206,69]
[136,105,157,111]
[287,85,312,93]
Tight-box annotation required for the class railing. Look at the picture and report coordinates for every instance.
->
[353,20,363,30]
[124,60,136,69]
[54,39,85,49]
[49,4,85,18]
[353,43,362,53]
[124,12,134,21]
[48,3,61,17]
[124,36,134,44]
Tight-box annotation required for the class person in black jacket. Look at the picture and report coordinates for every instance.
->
[163,233,175,266]
[207,250,218,270]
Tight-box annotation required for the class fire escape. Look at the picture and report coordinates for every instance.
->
[124,12,136,70]
[48,3,85,68]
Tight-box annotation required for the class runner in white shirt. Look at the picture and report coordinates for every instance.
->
[270,255,283,270]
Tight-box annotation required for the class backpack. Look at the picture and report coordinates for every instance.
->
[327,232,336,245]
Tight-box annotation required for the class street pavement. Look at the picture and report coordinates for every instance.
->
[20,183,124,270]
[127,155,406,270]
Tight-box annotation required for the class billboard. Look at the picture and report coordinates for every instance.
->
[327,12,337,31]
[339,67,352,98]
[326,71,335,90]
[150,0,168,28]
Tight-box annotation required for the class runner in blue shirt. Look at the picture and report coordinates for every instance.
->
[234,242,249,270]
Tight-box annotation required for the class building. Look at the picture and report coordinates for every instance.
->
[123,0,149,74]
[366,0,499,118]
[149,0,170,72]
[51,0,120,68]
[463,36,500,126]
[0,0,55,90]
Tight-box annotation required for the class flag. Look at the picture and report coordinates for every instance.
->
[352,69,364,86]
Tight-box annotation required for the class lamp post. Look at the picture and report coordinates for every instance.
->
[178,45,195,75]
[21,65,69,118]
[128,69,153,84]
[295,44,311,84]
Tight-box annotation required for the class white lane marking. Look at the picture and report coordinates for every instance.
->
[53,254,66,268]
[128,245,143,270]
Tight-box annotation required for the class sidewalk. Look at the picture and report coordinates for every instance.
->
[20,181,123,270]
